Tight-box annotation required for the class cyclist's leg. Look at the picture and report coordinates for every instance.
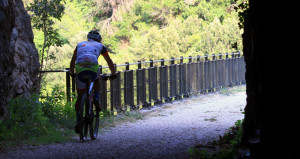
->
[75,73,86,113]
[74,91,83,133]
[75,91,84,116]
[74,70,87,133]
[93,68,101,111]
[94,67,100,94]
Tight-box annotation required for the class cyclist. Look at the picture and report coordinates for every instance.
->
[69,30,116,133]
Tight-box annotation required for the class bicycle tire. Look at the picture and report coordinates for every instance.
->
[90,101,100,140]
[83,93,90,140]
[89,103,95,140]
[88,96,95,140]
[79,79,100,141]
[79,93,87,142]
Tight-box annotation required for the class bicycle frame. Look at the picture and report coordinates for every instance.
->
[86,78,94,116]
[78,74,112,142]
[84,75,94,96]
[88,82,94,96]
[79,75,98,142]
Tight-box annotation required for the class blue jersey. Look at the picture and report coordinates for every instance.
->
[75,39,107,65]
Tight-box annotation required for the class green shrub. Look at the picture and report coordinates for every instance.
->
[41,85,75,128]
[1,94,49,140]
[0,85,76,144]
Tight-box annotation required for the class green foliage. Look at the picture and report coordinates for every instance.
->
[196,16,242,55]
[129,25,181,61]
[0,86,75,144]
[41,85,75,127]
[99,110,144,128]
[132,0,185,26]
[0,95,49,140]
[188,148,213,158]
[53,0,95,42]
[103,0,243,62]
[234,0,249,29]
[187,119,244,159]
[210,119,244,158]
[27,0,66,70]
[220,85,246,95]
[27,0,65,30]
[29,0,243,70]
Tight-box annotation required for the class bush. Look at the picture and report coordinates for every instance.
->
[0,85,76,143]
[0,94,49,140]
[41,85,75,128]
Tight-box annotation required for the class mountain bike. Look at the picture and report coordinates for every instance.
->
[78,74,116,142]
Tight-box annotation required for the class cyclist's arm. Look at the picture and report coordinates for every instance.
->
[102,52,116,75]
[70,47,77,76]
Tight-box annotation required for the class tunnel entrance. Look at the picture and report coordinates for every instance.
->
[240,0,296,158]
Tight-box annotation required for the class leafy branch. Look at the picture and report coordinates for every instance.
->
[234,0,249,29]
[27,0,66,71]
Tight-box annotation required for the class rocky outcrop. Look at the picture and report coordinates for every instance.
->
[0,0,40,119]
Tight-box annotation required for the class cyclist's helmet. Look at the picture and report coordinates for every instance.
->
[87,30,102,42]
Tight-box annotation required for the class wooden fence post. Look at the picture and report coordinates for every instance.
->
[66,68,71,103]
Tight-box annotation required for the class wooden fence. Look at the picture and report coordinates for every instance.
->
[96,52,245,113]
[42,52,245,114]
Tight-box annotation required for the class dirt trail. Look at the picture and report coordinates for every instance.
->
[0,86,246,159]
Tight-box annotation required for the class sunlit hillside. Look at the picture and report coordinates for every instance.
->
[24,0,243,91]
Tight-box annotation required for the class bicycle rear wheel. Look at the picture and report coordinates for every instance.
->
[89,102,100,140]
[79,93,88,142]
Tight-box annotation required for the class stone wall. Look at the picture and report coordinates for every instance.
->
[0,0,40,119]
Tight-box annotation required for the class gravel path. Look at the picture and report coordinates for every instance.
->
[0,86,246,159]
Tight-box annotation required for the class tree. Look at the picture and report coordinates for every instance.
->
[27,0,65,71]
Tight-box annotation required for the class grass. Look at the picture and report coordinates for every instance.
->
[99,110,144,129]
[25,129,76,145]
[187,120,244,159]
[0,110,145,152]
[0,129,76,152]
[219,85,246,96]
